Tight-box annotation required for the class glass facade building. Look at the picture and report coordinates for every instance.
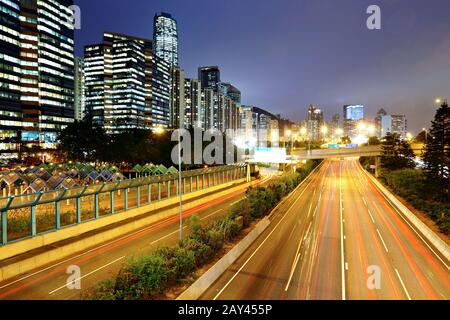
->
[343,104,365,138]
[84,32,171,132]
[198,66,221,91]
[0,0,75,158]
[153,12,178,67]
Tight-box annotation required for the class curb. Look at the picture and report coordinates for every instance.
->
[177,217,271,300]
[362,167,450,264]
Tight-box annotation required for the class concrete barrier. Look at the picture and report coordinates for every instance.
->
[177,217,271,300]
[0,179,250,283]
[363,168,450,263]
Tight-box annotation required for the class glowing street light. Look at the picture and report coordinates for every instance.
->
[358,122,367,132]
[300,127,307,136]
[321,126,329,135]
[335,128,344,136]
[368,125,376,135]
[153,126,165,135]
[406,132,413,141]
[436,98,442,105]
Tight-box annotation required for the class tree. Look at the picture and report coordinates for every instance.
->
[368,136,381,146]
[58,115,109,162]
[422,102,450,201]
[381,133,416,171]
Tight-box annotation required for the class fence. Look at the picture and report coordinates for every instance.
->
[0,164,247,246]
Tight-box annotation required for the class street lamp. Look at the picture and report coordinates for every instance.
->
[422,128,428,144]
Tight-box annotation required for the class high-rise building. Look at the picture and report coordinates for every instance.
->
[85,32,150,132]
[0,0,75,158]
[170,66,185,128]
[198,66,221,91]
[343,105,364,138]
[150,53,172,129]
[84,32,171,132]
[184,78,202,129]
[331,113,341,136]
[381,115,407,138]
[241,106,279,145]
[74,57,85,121]
[307,105,324,141]
[375,108,387,138]
[153,12,178,66]
[219,83,241,104]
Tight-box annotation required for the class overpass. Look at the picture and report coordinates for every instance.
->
[291,144,424,160]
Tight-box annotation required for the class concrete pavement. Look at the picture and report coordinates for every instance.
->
[201,159,450,300]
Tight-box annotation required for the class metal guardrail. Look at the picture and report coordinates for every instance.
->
[0,164,247,246]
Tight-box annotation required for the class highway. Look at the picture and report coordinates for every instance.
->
[0,176,272,300]
[202,159,450,300]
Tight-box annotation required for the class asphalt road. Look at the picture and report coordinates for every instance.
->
[202,159,450,300]
[0,176,272,300]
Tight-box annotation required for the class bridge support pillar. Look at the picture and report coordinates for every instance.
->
[375,157,381,178]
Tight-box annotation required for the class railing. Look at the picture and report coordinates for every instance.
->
[0,164,247,246]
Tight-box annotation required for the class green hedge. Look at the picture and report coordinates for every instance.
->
[88,160,321,300]
[381,169,450,235]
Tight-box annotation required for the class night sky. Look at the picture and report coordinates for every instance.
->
[74,0,450,133]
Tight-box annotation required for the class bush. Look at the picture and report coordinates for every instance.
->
[381,169,450,235]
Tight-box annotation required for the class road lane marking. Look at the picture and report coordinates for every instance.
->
[339,160,347,301]
[212,173,320,300]
[368,210,375,224]
[230,200,241,207]
[362,197,367,207]
[376,229,389,253]
[359,165,450,271]
[345,262,349,271]
[285,222,313,292]
[395,269,412,300]
[48,256,125,295]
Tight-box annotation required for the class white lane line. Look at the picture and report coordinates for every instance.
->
[359,165,450,271]
[339,160,346,301]
[368,210,376,224]
[345,262,349,271]
[376,229,389,253]
[230,200,241,207]
[213,175,318,300]
[48,256,125,295]
[307,202,313,218]
[395,269,412,300]
[362,197,367,207]
[285,222,312,292]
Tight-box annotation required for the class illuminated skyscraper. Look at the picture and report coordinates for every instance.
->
[343,105,365,138]
[0,0,75,157]
[84,32,171,132]
[153,12,179,66]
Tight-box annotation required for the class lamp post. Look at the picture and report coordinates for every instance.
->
[177,128,183,242]
[154,126,183,242]
[422,128,428,144]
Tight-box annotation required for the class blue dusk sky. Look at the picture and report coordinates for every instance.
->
[74,0,450,133]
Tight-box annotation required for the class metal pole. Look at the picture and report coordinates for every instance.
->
[178,129,183,242]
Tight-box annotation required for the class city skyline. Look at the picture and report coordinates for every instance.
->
[74,0,450,133]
